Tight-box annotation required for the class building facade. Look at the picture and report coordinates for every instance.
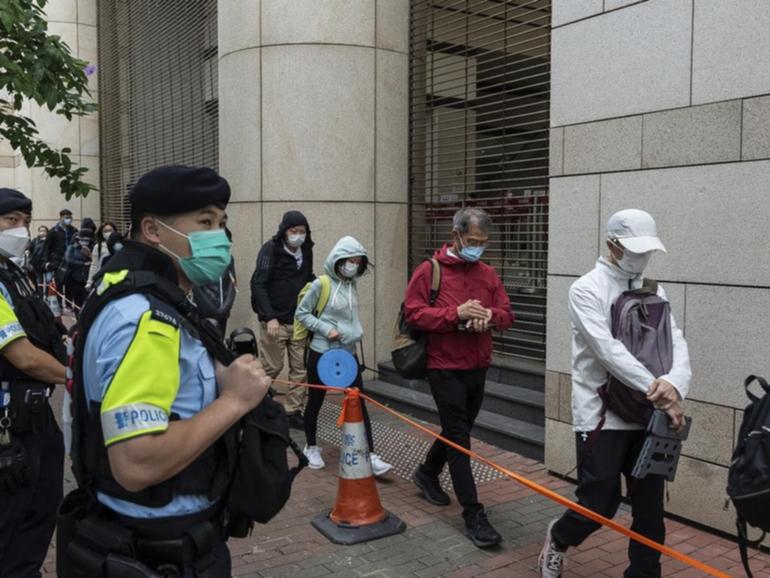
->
[12,0,770,538]
[3,0,100,230]
[546,0,770,535]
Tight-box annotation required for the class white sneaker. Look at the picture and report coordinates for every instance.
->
[303,445,325,469]
[370,453,393,477]
[538,519,565,578]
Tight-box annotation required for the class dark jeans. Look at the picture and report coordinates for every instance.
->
[304,349,374,451]
[0,419,64,578]
[551,429,665,578]
[421,368,487,521]
[67,280,87,312]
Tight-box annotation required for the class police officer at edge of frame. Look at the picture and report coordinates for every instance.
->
[59,166,272,576]
[0,188,67,578]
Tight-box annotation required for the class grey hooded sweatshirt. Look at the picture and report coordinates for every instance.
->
[295,236,367,355]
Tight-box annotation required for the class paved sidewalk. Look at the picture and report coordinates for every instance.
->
[45,390,770,577]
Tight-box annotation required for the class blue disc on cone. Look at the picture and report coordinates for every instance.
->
[317,349,358,388]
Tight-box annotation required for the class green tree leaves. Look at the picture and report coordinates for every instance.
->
[0,0,98,199]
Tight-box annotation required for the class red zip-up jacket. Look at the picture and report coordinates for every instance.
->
[403,244,514,371]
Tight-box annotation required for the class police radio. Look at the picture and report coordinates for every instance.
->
[227,327,275,398]
[228,327,259,358]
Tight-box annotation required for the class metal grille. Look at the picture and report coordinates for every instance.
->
[98,0,219,232]
[315,400,505,491]
[409,0,551,363]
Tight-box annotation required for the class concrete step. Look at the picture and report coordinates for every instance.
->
[365,380,545,461]
[377,358,545,393]
[487,357,544,391]
[483,380,545,426]
[375,361,544,425]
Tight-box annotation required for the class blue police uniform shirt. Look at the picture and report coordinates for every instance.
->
[83,293,218,518]
[0,276,28,350]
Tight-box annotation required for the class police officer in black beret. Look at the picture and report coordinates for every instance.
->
[0,188,67,577]
[60,166,271,576]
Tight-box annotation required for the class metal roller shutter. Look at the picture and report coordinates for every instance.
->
[409,0,551,363]
[98,0,219,232]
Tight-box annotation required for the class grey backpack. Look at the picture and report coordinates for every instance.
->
[598,279,674,426]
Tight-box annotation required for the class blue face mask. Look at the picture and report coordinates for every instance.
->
[457,234,485,262]
[158,221,232,286]
[460,246,484,262]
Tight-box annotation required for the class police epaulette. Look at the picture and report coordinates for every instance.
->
[147,296,181,329]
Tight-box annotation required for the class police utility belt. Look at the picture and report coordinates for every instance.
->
[0,380,53,434]
[58,490,227,578]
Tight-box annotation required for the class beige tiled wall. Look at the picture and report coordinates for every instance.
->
[548,0,770,537]
[1,0,101,227]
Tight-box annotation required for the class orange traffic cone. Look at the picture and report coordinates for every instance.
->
[312,387,405,545]
[46,277,62,320]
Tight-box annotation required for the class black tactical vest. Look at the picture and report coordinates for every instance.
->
[0,262,66,382]
[69,242,237,508]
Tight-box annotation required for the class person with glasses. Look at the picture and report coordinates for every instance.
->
[403,206,515,549]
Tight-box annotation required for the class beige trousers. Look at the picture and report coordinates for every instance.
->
[259,322,308,414]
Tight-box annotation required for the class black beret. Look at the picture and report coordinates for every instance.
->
[129,165,231,215]
[0,188,32,215]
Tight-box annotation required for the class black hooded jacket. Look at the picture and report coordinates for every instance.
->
[44,221,78,271]
[250,211,315,324]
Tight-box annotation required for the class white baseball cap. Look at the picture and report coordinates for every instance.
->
[606,209,667,254]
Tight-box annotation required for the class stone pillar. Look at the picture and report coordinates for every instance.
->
[5,0,101,229]
[218,0,410,367]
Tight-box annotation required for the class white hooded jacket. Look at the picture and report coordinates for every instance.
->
[569,258,692,432]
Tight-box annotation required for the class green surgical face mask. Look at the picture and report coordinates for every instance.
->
[158,220,232,286]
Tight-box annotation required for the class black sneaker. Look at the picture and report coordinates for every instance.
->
[287,411,304,430]
[413,467,450,506]
[464,510,502,549]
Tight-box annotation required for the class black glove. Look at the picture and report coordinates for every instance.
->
[0,438,31,494]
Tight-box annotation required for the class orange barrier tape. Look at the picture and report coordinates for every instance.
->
[42,282,81,312]
[273,379,730,578]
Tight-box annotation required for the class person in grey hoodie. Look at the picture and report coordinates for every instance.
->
[296,236,392,476]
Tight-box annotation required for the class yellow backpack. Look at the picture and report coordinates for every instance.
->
[292,275,332,341]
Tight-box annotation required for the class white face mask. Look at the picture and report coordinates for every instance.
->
[286,233,306,249]
[616,246,651,274]
[341,260,359,278]
[0,227,31,259]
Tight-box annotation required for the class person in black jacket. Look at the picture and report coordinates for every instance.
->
[63,228,94,312]
[44,209,77,304]
[251,211,314,429]
[44,209,77,276]
[27,225,48,294]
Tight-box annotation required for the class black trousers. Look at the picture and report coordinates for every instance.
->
[67,280,87,311]
[0,418,64,578]
[304,349,374,451]
[421,368,487,521]
[551,429,665,578]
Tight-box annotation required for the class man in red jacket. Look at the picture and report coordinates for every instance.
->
[404,207,514,548]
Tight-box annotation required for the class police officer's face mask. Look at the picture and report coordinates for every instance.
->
[0,227,30,259]
[156,220,232,286]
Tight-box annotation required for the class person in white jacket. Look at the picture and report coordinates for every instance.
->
[539,209,691,578]
[85,222,116,290]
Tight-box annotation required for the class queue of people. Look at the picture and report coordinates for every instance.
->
[0,164,703,577]
[19,210,126,313]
